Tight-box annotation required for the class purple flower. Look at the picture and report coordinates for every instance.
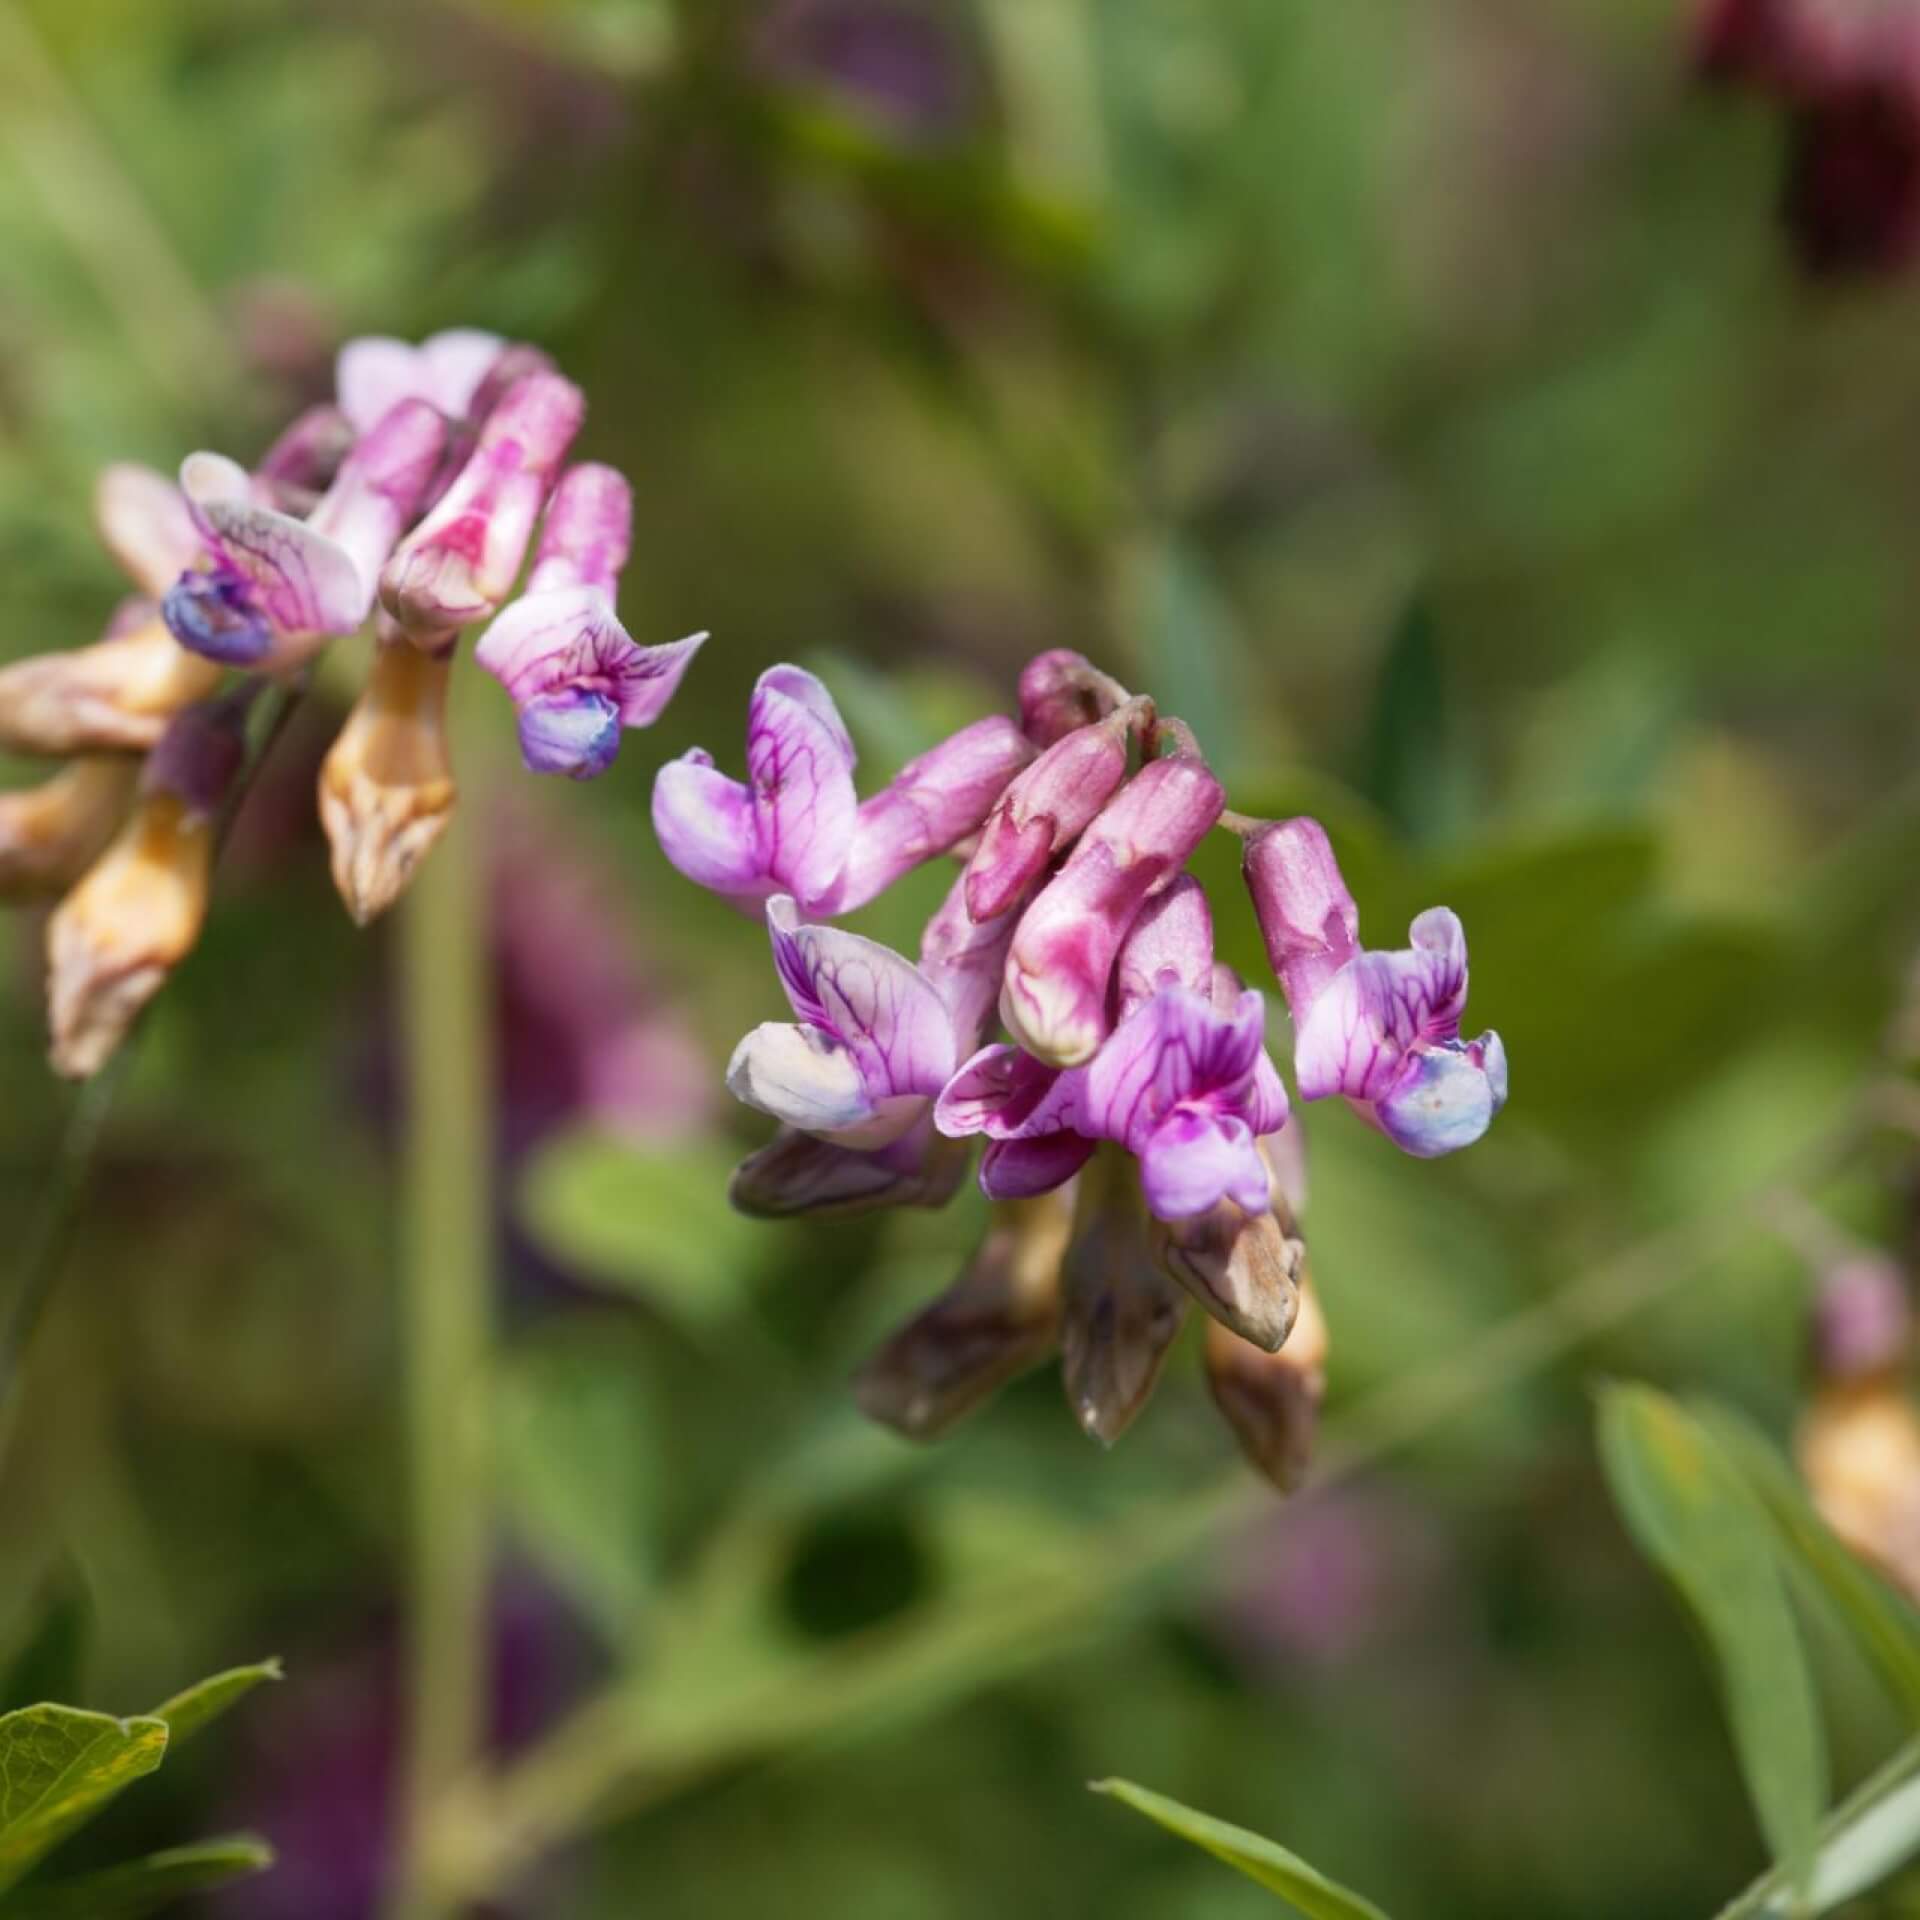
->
[1017,647,1129,748]
[652,663,1030,916]
[475,464,705,779]
[335,327,505,435]
[380,372,585,638]
[937,878,1290,1223]
[998,752,1225,1067]
[727,867,1015,1150]
[1244,817,1507,1157]
[165,399,449,670]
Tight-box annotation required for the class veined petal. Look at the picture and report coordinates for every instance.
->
[936,1042,1080,1140]
[337,329,504,433]
[1138,1108,1268,1221]
[725,1020,922,1146]
[1294,915,1470,1103]
[747,667,858,909]
[765,896,955,1103]
[651,750,763,902]
[980,1132,1096,1200]
[1081,985,1267,1155]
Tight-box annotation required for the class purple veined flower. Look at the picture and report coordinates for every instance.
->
[335,327,505,436]
[998,751,1225,1067]
[1244,816,1507,1157]
[164,399,449,671]
[726,866,1016,1150]
[653,663,1029,916]
[475,464,706,779]
[379,371,585,639]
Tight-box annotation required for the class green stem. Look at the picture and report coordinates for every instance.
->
[390,724,496,1920]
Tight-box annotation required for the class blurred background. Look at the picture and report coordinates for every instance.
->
[5,0,1920,1914]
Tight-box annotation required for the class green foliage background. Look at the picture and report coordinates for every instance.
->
[4,0,1920,1914]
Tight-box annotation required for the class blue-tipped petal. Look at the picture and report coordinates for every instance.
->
[1375,1038,1505,1158]
[161,570,273,666]
[517,688,622,780]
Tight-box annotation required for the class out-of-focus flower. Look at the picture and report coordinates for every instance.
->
[855,1188,1073,1438]
[257,403,356,503]
[998,753,1225,1068]
[1798,1252,1920,1602]
[335,327,505,436]
[318,636,457,925]
[755,0,976,139]
[1244,816,1506,1157]
[1692,0,1920,275]
[475,463,705,779]
[653,663,1029,915]
[0,467,219,755]
[46,692,250,1077]
[1206,1271,1328,1493]
[378,373,584,640]
[166,399,448,671]
[0,758,139,901]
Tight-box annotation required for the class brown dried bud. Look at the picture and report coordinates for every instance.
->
[0,758,138,902]
[46,788,215,1078]
[729,1124,970,1220]
[854,1190,1072,1440]
[0,613,223,756]
[1060,1151,1189,1447]
[1798,1380,1920,1605]
[1206,1273,1329,1494]
[1150,1185,1302,1352]
[319,638,457,925]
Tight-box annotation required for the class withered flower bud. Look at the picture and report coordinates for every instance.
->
[1150,1179,1303,1352]
[1206,1273,1329,1494]
[854,1190,1072,1440]
[46,694,249,1078]
[0,758,138,901]
[1059,1148,1189,1446]
[0,609,223,757]
[319,634,457,924]
[729,1122,970,1220]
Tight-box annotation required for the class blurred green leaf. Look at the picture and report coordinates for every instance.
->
[1597,1386,1826,1896]
[0,1588,88,1716]
[147,1660,281,1746]
[1360,596,1473,845]
[2,1834,275,1916]
[499,1322,659,1641]
[0,1707,167,1895]
[1126,530,1244,777]
[517,1132,769,1332]
[1697,1404,1920,1724]
[1090,1779,1391,1918]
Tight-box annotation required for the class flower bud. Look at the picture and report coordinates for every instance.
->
[1206,1272,1328,1494]
[853,1190,1072,1440]
[1241,816,1359,1019]
[832,717,1035,913]
[729,1119,969,1219]
[257,404,356,503]
[0,758,138,901]
[1017,648,1128,747]
[380,373,585,638]
[46,696,249,1078]
[962,704,1136,922]
[319,637,457,924]
[0,611,223,756]
[1150,1180,1302,1352]
[1001,752,1225,1067]
[523,462,631,599]
[1114,874,1214,1015]
[1059,1148,1188,1446]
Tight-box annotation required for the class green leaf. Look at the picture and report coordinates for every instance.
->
[0,1588,89,1715]
[147,1661,281,1746]
[517,1132,770,1333]
[2,1834,274,1916]
[1091,1779,1392,1918]
[499,1323,658,1640]
[1597,1386,1827,1896]
[0,1707,168,1895]
[1360,596,1474,845]
[1696,1403,1920,1724]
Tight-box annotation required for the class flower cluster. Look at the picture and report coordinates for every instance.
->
[0,330,704,1078]
[1695,0,1920,276]
[657,650,1508,1488]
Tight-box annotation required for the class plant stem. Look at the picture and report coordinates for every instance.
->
[390,702,496,1920]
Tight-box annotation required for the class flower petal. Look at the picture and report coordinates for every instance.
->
[1373,1031,1507,1158]
[1081,985,1267,1154]
[651,750,764,903]
[517,691,623,780]
[1294,915,1470,1103]
[747,667,859,909]
[1137,1108,1268,1220]
[980,1132,1096,1200]
[766,896,955,1105]
[729,1120,969,1219]
[94,464,201,598]
[724,1019,920,1146]
[935,1042,1078,1140]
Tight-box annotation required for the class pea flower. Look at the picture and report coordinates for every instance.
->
[1242,816,1506,1157]
[474,464,705,779]
[164,398,449,671]
[652,664,1031,916]
[335,328,505,435]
